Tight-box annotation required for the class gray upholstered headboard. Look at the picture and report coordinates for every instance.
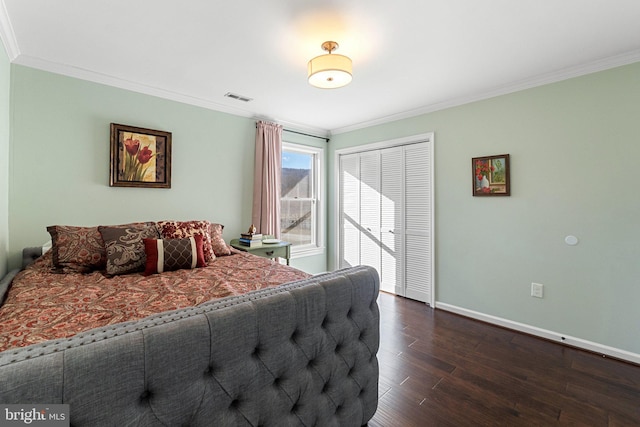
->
[0,270,18,305]
[0,265,380,426]
[0,247,44,304]
[22,246,43,268]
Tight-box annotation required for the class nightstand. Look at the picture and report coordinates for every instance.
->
[230,239,291,265]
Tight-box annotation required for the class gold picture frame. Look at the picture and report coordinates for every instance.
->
[109,123,172,188]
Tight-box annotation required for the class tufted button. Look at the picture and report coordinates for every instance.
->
[204,365,214,376]
[230,398,240,408]
[322,382,329,393]
[139,390,152,401]
[321,317,328,328]
[252,347,260,357]
[274,377,281,386]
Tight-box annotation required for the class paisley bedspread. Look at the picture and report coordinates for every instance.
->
[0,250,310,352]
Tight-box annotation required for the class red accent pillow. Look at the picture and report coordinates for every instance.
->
[155,220,215,262]
[143,235,206,276]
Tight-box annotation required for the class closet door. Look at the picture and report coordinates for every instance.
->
[380,147,403,295]
[339,154,360,268]
[337,135,434,306]
[403,143,433,303]
[358,151,381,274]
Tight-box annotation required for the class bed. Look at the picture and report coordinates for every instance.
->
[0,221,380,426]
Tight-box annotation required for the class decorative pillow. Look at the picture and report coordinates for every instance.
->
[47,225,107,273]
[143,235,206,275]
[209,223,232,257]
[99,223,160,276]
[46,222,156,273]
[155,220,213,261]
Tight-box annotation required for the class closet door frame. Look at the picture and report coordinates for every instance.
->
[334,132,435,306]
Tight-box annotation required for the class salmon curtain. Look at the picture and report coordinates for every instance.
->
[252,121,282,238]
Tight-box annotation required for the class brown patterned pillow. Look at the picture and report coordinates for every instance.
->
[99,223,160,276]
[47,225,106,273]
[143,235,207,275]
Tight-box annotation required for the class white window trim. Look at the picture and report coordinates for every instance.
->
[282,142,325,258]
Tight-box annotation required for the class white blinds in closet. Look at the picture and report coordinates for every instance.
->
[338,137,433,305]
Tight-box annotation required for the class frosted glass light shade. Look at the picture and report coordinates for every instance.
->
[307,53,353,89]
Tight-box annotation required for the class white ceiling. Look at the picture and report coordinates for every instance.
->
[1,0,640,135]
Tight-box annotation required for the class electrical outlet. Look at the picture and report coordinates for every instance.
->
[531,283,544,298]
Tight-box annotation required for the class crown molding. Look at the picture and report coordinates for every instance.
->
[330,50,640,136]
[11,54,329,138]
[0,0,19,60]
[13,54,260,117]
[7,39,639,139]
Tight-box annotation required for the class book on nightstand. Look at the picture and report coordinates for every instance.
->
[240,233,262,241]
[238,237,262,247]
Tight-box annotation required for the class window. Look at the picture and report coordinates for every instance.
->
[281,143,324,256]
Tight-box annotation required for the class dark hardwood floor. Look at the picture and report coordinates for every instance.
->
[369,292,640,426]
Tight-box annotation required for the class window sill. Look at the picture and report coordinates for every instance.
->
[290,245,325,259]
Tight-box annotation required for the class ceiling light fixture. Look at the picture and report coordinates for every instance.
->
[307,41,352,89]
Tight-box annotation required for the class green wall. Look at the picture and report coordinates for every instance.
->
[0,43,10,278]
[329,62,640,355]
[7,58,640,355]
[7,65,326,273]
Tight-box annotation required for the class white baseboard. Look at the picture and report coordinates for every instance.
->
[435,302,640,365]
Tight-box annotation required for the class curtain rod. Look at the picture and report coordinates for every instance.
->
[255,123,329,142]
[283,128,330,143]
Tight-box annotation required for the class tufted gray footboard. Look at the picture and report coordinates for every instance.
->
[0,265,380,426]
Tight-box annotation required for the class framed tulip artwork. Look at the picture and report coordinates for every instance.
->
[109,123,172,188]
[472,154,510,196]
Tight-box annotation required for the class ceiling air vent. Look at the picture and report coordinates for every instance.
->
[224,92,253,102]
